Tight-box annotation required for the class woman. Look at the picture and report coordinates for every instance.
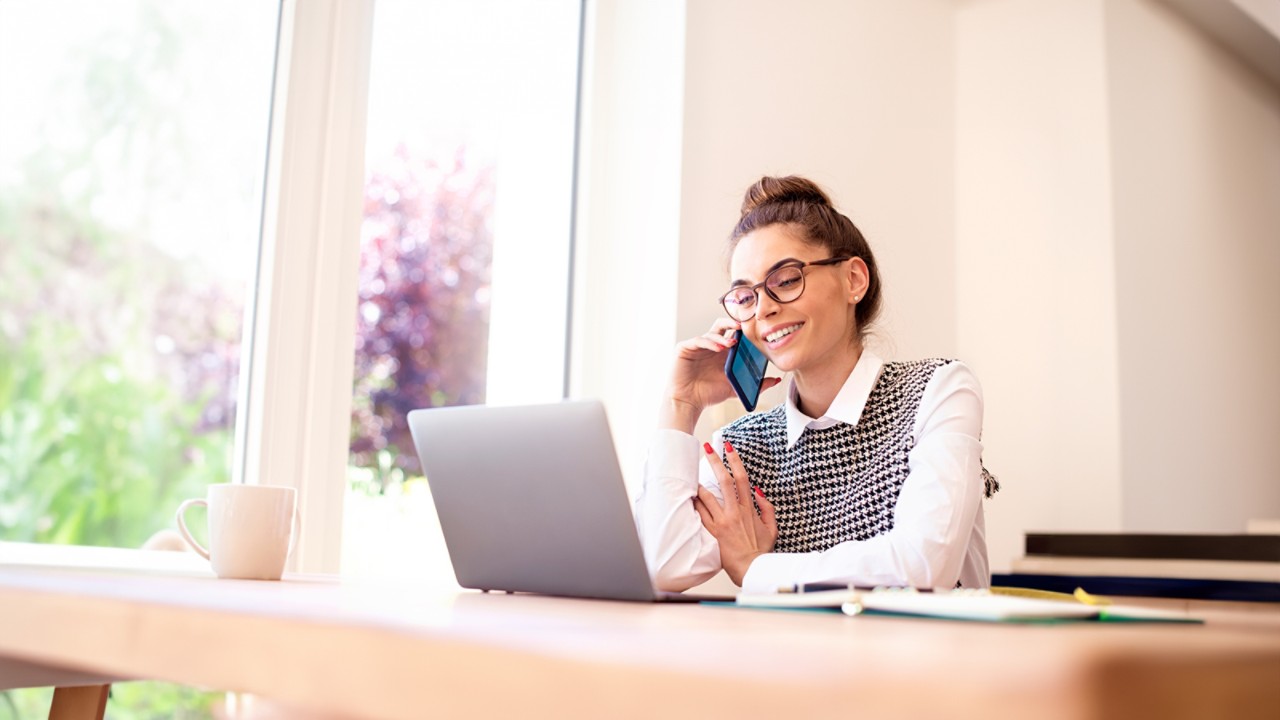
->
[636,176,997,594]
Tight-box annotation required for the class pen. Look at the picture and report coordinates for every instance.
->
[777,582,854,594]
[777,583,933,594]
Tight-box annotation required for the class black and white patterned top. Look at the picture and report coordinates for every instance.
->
[720,359,999,554]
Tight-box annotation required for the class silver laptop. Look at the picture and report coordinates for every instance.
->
[407,400,729,602]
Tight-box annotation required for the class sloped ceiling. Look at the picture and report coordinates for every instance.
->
[1157,0,1280,88]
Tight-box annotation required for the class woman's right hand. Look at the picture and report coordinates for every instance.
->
[660,318,780,433]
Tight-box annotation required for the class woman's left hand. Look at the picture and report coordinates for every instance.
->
[694,440,778,586]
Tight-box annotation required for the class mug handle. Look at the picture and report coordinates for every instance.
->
[176,498,211,560]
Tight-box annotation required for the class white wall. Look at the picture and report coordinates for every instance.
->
[574,0,1280,576]
[954,0,1126,571]
[1106,0,1280,531]
[679,0,958,437]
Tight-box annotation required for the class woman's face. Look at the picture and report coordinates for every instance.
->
[729,224,861,374]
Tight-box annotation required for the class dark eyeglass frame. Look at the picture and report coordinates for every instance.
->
[718,255,854,322]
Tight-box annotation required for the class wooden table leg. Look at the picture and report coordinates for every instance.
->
[48,685,109,720]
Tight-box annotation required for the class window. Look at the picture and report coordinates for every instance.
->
[0,0,276,550]
[1,0,585,711]
[344,0,582,582]
[0,1,278,715]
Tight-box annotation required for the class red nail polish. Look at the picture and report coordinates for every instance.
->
[754,486,765,499]
[725,440,735,453]
[703,442,714,454]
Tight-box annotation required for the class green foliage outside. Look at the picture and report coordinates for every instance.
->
[1,685,217,720]
[0,325,227,547]
[0,687,50,720]
[1,1,496,715]
[0,180,237,549]
[0,2,266,716]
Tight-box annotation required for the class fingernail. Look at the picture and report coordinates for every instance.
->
[703,442,714,454]
[754,486,764,499]
[725,440,735,453]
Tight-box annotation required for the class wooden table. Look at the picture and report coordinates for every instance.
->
[3,545,1280,720]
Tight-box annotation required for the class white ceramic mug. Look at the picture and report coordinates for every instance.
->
[176,484,300,580]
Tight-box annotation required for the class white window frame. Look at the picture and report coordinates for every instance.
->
[245,0,667,573]
[239,0,375,573]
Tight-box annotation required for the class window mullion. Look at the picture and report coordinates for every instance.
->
[243,0,375,574]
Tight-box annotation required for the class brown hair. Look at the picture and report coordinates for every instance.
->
[729,175,882,338]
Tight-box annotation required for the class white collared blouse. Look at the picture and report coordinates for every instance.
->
[635,350,991,594]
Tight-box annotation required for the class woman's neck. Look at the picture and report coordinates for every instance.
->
[793,342,863,419]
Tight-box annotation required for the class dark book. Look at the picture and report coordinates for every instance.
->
[1024,533,1280,563]
[995,573,1280,603]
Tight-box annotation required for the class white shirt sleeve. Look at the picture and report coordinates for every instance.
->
[634,428,730,592]
[739,362,987,593]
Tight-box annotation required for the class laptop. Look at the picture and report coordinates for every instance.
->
[407,400,731,603]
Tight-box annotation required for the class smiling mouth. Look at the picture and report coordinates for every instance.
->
[765,324,802,343]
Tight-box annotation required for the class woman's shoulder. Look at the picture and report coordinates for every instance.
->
[885,356,978,378]
[887,357,985,441]
[882,357,983,398]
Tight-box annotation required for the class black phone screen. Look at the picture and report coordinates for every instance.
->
[724,332,768,411]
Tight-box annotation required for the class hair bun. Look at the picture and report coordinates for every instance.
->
[740,176,833,217]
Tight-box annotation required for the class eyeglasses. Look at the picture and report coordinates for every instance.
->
[719,256,853,322]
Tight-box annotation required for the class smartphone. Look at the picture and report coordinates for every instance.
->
[724,331,769,412]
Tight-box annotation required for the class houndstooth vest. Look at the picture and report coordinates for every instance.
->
[720,359,998,554]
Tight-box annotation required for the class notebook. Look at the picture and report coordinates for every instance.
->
[734,586,1201,623]
[407,400,730,603]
